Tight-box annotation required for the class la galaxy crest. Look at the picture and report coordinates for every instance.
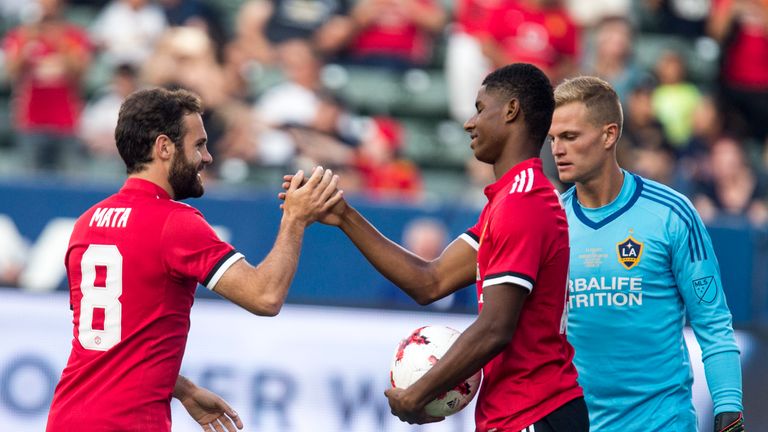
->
[617,236,643,270]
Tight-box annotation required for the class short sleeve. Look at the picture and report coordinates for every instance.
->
[161,207,243,291]
[483,197,548,291]
[459,207,487,250]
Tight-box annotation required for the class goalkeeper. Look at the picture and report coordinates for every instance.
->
[547,76,744,431]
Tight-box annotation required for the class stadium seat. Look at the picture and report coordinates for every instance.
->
[322,65,450,118]
[402,118,471,169]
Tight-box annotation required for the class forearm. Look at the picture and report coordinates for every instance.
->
[339,206,440,304]
[704,350,743,414]
[173,374,197,400]
[708,6,737,41]
[4,55,25,81]
[247,215,306,315]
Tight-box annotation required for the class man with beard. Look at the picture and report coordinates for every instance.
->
[46,88,342,432]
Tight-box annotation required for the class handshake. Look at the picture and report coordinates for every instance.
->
[277,166,347,227]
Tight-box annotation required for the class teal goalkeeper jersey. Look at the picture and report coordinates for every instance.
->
[563,171,742,431]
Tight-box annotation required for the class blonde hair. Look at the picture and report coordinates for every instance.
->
[554,76,623,136]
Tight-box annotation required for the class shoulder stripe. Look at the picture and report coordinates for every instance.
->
[639,192,697,262]
[524,167,534,192]
[641,184,707,261]
[510,175,520,194]
[460,232,479,251]
[643,183,699,224]
[510,168,536,194]
[483,271,534,291]
[203,250,244,290]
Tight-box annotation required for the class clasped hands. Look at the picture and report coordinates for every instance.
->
[278,166,347,226]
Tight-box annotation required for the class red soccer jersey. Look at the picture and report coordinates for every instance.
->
[486,1,578,73]
[455,0,510,36]
[713,0,768,88]
[349,0,439,64]
[2,23,90,133]
[47,178,242,432]
[459,158,582,431]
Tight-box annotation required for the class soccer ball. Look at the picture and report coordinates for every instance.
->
[390,325,481,417]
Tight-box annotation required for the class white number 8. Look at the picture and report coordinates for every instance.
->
[79,244,123,351]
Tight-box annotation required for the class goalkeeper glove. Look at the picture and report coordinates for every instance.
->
[715,412,744,432]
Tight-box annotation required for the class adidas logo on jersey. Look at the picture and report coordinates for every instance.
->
[510,168,534,194]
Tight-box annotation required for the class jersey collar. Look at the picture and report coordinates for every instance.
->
[484,157,542,200]
[572,170,644,229]
[120,178,172,200]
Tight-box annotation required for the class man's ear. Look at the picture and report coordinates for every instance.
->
[154,134,175,162]
[603,123,620,150]
[505,98,520,123]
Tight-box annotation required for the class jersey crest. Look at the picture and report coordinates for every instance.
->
[616,236,643,269]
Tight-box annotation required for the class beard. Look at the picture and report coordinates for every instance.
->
[169,150,204,200]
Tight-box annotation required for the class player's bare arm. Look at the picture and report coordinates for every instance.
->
[173,375,243,432]
[214,167,342,316]
[385,283,528,424]
[338,208,476,303]
[279,173,476,303]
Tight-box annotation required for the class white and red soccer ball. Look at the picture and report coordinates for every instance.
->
[390,325,481,417]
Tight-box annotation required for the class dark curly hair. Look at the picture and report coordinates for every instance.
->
[482,63,555,149]
[115,87,203,174]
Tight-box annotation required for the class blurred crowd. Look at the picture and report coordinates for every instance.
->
[1,0,768,231]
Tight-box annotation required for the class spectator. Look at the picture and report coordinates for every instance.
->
[353,116,422,201]
[228,0,275,64]
[143,26,256,178]
[651,50,701,147]
[2,0,91,172]
[583,15,646,106]
[255,39,357,166]
[79,63,140,161]
[481,0,580,83]
[283,97,360,170]
[685,94,726,155]
[446,0,507,122]
[90,0,167,66]
[693,136,768,226]
[631,142,690,193]
[622,80,669,150]
[263,0,355,60]
[678,94,726,181]
[708,0,768,142]
[158,0,228,53]
[345,0,447,71]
